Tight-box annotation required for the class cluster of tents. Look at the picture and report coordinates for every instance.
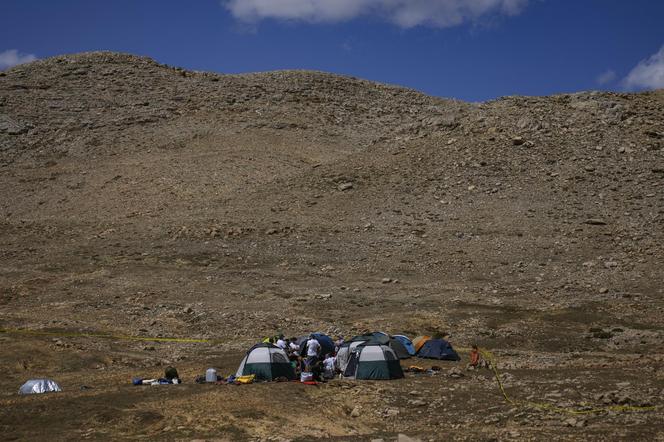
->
[17,333,459,395]
[237,332,460,382]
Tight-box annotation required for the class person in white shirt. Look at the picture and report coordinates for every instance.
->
[288,338,300,355]
[323,354,336,379]
[275,334,287,350]
[305,335,321,371]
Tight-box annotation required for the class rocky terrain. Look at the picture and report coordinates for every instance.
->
[0,51,663,441]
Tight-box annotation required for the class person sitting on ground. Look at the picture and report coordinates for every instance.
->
[276,334,287,350]
[290,354,300,374]
[468,344,488,369]
[164,366,181,384]
[288,348,299,362]
[305,334,321,371]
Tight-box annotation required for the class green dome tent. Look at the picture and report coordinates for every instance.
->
[236,343,296,381]
[342,342,404,380]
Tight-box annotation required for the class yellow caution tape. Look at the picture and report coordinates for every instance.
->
[477,347,660,415]
[0,327,221,344]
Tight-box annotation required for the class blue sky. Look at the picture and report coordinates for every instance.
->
[1,0,663,101]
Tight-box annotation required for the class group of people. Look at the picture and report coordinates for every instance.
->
[270,334,340,380]
[266,334,489,379]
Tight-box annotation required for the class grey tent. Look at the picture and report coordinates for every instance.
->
[387,338,411,359]
[342,343,404,380]
[348,333,411,360]
[19,379,62,395]
[350,332,390,345]
[335,340,367,373]
[236,343,296,381]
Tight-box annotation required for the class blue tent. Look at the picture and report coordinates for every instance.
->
[392,335,416,356]
[417,339,460,361]
[299,333,335,357]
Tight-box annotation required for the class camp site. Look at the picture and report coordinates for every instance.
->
[2,1,664,440]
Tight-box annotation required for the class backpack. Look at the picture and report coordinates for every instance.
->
[164,366,179,380]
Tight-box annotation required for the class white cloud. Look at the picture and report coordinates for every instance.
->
[596,69,616,86]
[624,45,664,91]
[0,49,37,70]
[224,0,529,28]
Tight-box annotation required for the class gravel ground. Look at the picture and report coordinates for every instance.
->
[0,52,663,440]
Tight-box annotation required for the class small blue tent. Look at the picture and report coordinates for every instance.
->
[299,333,335,357]
[392,335,416,356]
[417,339,460,361]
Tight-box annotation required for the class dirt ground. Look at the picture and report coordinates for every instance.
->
[1,52,663,440]
[1,334,663,441]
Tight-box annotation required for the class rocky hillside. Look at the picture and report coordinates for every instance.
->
[1,51,663,441]
[0,52,467,160]
[0,50,663,334]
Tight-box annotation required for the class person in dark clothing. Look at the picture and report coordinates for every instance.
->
[309,356,323,381]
